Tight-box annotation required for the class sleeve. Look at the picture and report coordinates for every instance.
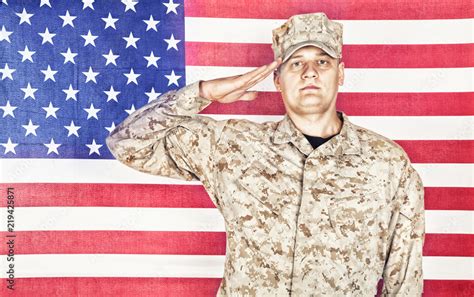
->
[381,162,425,296]
[105,80,228,207]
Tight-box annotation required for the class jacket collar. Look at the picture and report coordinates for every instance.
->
[272,110,362,156]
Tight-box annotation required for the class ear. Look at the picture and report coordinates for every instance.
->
[337,61,345,86]
[273,70,281,91]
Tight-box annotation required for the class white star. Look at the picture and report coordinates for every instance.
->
[105,122,116,134]
[0,100,17,118]
[1,138,18,155]
[44,138,61,155]
[41,65,58,82]
[143,15,159,32]
[42,101,59,119]
[165,69,181,87]
[123,32,139,49]
[102,13,118,29]
[18,45,35,62]
[102,49,119,66]
[38,28,56,45]
[86,139,103,155]
[61,48,78,64]
[0,26,12,43]
[145,87,161,103]
[63,84,79,101]
[21,83,38,100]
[104,86,120,102]
[122,0,138,12]
[163,0,180,15]
[82,66,99,83]
[59,10,76,27]
[144,51,160,68]
[0,63,16,80]
[22,119,39,136]
[81,30,98,47]
[125,104,136,115]
[64,120,81,137]
[16,8,34,25]
[164,33,180,51]
[40,0,52,8]
[82,0,95,10]
[123,68,141,85]
[2,0,8,5]
[84,103,100,120]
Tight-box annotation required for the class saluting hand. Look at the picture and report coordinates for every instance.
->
[199,57,282,104]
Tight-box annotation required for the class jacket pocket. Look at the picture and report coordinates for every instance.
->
[236,158,301,217]
[327,189,383,242]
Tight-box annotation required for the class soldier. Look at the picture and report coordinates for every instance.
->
[106,12,425,297]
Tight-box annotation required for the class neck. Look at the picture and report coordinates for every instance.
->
[288,108,342,138]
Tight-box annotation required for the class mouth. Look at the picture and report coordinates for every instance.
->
[300,86,320,91]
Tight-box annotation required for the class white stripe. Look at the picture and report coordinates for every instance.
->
[423,256,474,280]
[185,17,474,45]
[203,114,474,141]
[425,210,474,234]
[0,208,471,234]
[186,66,474,93]
[0,159,472,187]
[0,254,471,279]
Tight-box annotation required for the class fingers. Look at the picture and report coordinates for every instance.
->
[237,58,282,89]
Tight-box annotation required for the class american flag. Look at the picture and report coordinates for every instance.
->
[0,0,472,296]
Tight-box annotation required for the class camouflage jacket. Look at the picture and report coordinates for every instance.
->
[106,81,425,296]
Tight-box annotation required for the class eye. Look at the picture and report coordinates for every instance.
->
[318,59,329,65]
[291,61,302,67]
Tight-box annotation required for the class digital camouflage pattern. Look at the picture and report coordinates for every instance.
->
[272,12,343,63]
[106,81,425,296]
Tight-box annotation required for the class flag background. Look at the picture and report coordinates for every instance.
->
[0,0,473,296]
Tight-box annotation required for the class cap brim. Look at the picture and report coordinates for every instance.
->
[282,41,338,63]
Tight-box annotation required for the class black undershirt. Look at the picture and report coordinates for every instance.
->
[303,133,338,149]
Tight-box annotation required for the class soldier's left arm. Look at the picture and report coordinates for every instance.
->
[381,161,426,296]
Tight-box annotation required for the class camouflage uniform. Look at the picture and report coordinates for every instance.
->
[106,80,425,296]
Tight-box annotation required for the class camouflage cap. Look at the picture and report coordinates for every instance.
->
[271,12,343,63]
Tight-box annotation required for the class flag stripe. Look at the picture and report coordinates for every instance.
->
[0,278,472,297]
[186,42,474,68]
[0,160,472,187]
[185,17,474,44]
[187,66,474,93]
[204,115,474,141]
[184,0,474,20]
[0,231,471,257]
[1,207,471,234]
[200,92,474,116]
[0,255,471,279]
[1,184,472,211]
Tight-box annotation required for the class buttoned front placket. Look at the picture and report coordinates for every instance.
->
[278,111,361,296]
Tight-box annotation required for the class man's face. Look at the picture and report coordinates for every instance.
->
[273,46,344,117]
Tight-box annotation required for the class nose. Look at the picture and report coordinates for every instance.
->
[302,62,319,79]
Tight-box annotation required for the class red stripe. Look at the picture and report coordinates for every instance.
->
[424,188,474,210]
[199,91,473,116]
[0,278,222,297]
[0,231,470,257]
[185,0,473,20]
[424,234,474,257]
[186,42,474,68]
[394,141,474,164]
[0,278,472,296]
[1,184,472,210]
[422,280,474,297]
[0,231,226,255]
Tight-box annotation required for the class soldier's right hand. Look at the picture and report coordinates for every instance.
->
[199,58,282,104]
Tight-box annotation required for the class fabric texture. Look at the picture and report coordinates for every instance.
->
[106,81,425,296]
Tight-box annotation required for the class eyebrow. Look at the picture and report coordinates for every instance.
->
[288,52,330,60]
